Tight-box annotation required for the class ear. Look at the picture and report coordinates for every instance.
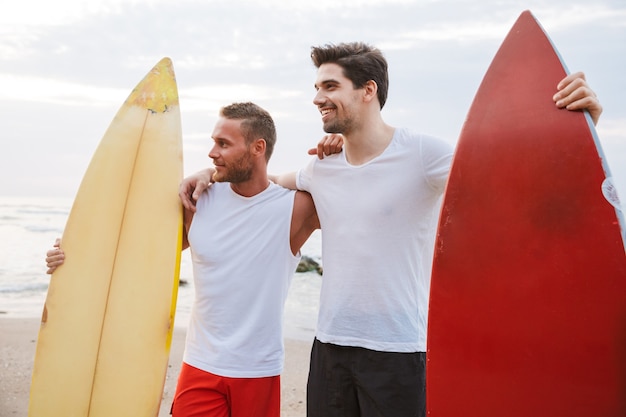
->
[362,80,378,104]
[251,138,266,158]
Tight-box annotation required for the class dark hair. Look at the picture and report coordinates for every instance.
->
[310,42,389,109]
[219,102,276,161]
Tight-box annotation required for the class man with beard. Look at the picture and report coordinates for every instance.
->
[45,102,320,417]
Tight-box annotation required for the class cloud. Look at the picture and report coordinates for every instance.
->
[0,73,125,106]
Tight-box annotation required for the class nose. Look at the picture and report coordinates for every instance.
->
[208,144,219,160]
[313,90,324,106]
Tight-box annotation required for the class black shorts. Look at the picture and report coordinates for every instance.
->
[307,338,426,417]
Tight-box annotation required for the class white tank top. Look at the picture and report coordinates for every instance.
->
[183,182,300,377]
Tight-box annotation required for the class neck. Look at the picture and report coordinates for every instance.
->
[229,169,270,197]
[343,116,395,165]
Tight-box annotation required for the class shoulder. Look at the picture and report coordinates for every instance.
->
[395,127,450,147]
[393,128,453,158]
[193,182,228,211]
[201,181,229,198]
[267,181,297,198]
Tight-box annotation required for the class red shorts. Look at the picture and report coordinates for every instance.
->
[171,362,281,417]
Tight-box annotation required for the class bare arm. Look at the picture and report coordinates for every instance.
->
[269,134,344,188]
[181,207,194,250]
[553,71,602,125]
[290,191,320,255]
[268,171,298,190]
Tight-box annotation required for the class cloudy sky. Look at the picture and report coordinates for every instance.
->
[2,0,625,204]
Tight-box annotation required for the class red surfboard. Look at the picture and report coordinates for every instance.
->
[427,10,626,417]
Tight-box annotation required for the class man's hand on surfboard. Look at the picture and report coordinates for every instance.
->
[178,168,215,212]
[307,134,345,160]
[554,71,602,126]
[45,238,64,274]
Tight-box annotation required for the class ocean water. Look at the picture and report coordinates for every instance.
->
[0,196,322,340]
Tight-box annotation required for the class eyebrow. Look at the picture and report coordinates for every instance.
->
[212,136,233,144]
[315,78,340,89]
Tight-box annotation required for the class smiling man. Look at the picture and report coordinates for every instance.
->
[298,43,453,417]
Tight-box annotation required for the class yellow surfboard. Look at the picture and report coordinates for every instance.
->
[28,58,183,416]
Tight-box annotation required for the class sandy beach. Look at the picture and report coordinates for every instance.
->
[0,317,311,417]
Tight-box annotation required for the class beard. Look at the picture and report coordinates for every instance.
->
[212,151,254,183]
[322,120,343,134]
[322,110,355,135]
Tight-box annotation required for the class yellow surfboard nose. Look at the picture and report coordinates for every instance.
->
[126,57,179,113]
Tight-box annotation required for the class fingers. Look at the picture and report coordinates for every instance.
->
[554,71,602,126]
[316,143,326,160]
[178,169,216,212]
[179,182,197,213]
[191,181,211,203]
[311,134,344,159]
[555,71,586,92]
[553,72,593,106]
[322,134,344,157]
[179,180,213,212]
[45,247,65,275]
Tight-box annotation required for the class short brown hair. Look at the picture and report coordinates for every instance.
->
[220,102,276,161]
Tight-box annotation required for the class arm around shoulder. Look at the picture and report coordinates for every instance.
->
[269,171,298,190]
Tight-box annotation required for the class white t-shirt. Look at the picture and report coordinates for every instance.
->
[297,127,453,352]
[184,182,301,377]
